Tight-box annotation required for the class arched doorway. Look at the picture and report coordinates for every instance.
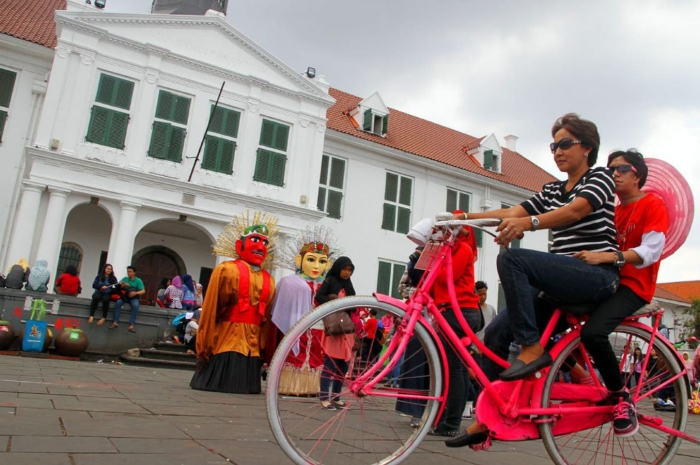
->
[133,247,184,304]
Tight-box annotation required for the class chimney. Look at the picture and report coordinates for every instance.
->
[151,0,228,15]
[504,134,518,152]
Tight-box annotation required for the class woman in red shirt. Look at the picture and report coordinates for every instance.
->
[574,150,668,437]
[55,265,82,297]
[428,212,482,437]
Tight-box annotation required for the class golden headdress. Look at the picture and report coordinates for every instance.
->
[213,210,280,270]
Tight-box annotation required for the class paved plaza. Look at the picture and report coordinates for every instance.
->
[0,355,698,465]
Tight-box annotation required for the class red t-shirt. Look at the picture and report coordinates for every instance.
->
[431,236,480,310]
[56,273,81,295]
[616,194,668,302]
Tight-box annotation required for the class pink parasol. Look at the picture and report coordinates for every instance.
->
[641,158,694,259]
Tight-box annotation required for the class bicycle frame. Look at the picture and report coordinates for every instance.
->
[348,220,697,444]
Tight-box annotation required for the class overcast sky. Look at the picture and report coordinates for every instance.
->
[106,0,700,285]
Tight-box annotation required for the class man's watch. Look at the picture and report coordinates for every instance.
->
[613,251,626,268]
[530,216,540,231]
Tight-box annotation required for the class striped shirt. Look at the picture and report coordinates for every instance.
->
[521,167,616,255]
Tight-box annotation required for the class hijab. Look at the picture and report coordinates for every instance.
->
[171,275,183,289]
[182,274,195,293]
[27,259,50,290]
[326,256,356,296]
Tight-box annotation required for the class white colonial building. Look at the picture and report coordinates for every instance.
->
[0,0,555,308]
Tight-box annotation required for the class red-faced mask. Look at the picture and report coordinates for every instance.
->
[236,232,269,267]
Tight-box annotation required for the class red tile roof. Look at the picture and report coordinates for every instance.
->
[0,0,65,49]
[327,88,557,192]
[657,281,700,302]
[654,286,690,304]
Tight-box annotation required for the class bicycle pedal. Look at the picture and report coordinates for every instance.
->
[469,436,492,451]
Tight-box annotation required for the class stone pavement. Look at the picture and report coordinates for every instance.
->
[1,355,698,465]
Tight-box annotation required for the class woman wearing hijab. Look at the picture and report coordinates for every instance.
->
[5,258,30,289]
[25,259,51,292]
[315,256,357,410]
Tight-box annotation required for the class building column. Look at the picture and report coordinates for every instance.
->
[108,202,141,278]
[4,181,45,271]
[35,187,71,286]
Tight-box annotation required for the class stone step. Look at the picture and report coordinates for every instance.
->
[153,341,190,353]
[120,353,195,371]
[138,347,196,363]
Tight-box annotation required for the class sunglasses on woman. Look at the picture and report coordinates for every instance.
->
[550,138,582,154]
[608,164,638,174]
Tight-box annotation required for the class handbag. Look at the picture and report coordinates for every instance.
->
[322,311,356,336]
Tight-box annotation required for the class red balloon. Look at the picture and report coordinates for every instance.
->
[641,158,694,259]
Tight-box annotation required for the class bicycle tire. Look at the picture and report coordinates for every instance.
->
[540,322,688,465]
[266,296,443,465]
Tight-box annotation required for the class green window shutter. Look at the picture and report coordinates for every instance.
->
[459,192,470,211]
[483,149,494,170]
[391,263,406,299]
[382,114,389,135]
[86,106,108,145]
[398,177,412,206]
[0,69,17,108]
[329,157,345,189]
[148,121,170,159]
[269,152,287,186]
[254,149,272,182]
[0,110,7,142]
[474,228,483,248]
[155,91,174,120]
[381,203,396,231]
[446,189,457,212]
[327,190,343,219]
[166,126,185,162]
[384,172,398,202]
[317,186,327,212]
[397,207,411,234]
[202,136,219,171]
[319,155,329,184]
[377,261,392,294]
[260,120,290,152]
[363,108,372,131]
[107,111,129,149]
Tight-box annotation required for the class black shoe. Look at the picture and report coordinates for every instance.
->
[444,431,489,448]
[499,353,552,381]
[427,425,458,437]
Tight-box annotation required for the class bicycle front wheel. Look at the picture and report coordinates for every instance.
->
[540,322,688,465]
[266,296,443,465]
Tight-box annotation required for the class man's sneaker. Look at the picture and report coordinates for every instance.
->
[612,393,639,437]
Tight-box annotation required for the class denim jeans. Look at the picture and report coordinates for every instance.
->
[114,297,140,325]
[497,248,619,346]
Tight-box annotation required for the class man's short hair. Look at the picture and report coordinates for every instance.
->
[475,281,488,291]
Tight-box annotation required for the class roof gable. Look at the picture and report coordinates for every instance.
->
[55,12,334,105]
[326,88,556,192]
[0,0,66,48]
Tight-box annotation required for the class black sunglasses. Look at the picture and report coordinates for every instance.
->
[608,164,638,175]
[550,138,582,154]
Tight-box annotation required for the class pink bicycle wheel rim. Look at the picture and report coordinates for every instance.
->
[640,158,694,260]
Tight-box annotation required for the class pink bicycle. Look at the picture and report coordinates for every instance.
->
[267,218,698,464]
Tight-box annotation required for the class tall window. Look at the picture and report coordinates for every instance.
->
[382,172,412,233]
[377,259,406,300]
[57,243,83,277]
[0,68,17,144]
[85,73,134,149]
[254,119,289,186]
[446,188,470,212]
[202,105,240,174]
[148,90,191,162]
[317,154,346,219]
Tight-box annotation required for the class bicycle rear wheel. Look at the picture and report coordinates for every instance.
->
[540,322,688,465]
[267,296,443,465]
